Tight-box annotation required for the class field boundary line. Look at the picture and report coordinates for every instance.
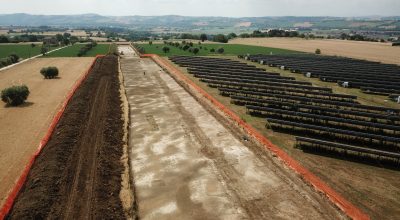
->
[0,45,69,72]
[0,55,105,220]
[141,53,370,220]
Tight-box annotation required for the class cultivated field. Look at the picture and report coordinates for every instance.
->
[230,38,400,65]
[0,44,58,59]
[120,46,345,219]
[43,44,110,57]
[0,57,94,209]
[137,43,298,56]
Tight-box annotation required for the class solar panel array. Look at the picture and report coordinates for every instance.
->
[170,55,400,163]
[244,54,400,97]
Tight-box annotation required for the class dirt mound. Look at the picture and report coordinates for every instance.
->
[6,55,125,219]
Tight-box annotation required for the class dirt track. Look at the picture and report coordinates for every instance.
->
[0,57,94,208]
[231,37,400,65]
[120,46,346,219]
[7,55,125,219]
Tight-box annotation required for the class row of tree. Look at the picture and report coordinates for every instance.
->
[160,41,225,54]
[77,42,97,57]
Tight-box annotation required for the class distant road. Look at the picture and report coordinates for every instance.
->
[231,38,400,65]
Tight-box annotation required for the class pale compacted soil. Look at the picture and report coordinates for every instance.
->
[120,46,345,220]
[0,57,94,208]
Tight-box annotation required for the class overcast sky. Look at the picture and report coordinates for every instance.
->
[1,0,399,17]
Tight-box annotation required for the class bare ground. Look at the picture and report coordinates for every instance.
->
[120,46,346,219]
[0,57,94,208]
[7,55,126,219]
[168,56,400,220]
[230,37,400,65]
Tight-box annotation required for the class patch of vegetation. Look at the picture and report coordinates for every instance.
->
[43,43,110,57]
[40,66,59,79]
[1,85,30,106]
[0,53,19,69]
[136,42,299,57]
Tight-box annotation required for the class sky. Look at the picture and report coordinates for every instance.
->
[0,0,399,17]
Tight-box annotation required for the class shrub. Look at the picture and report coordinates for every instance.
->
[315,48,321,54]
[217,47,225,54]
[8,54,19,63]
[182,45,190,51]
[162,46,170,53]
[1,85,30,106]
[210,48,215,52]
[40,66,59,79]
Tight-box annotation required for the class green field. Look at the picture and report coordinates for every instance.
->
[43,44,110,57]
[0,44,59,59]
[137,43,299,56]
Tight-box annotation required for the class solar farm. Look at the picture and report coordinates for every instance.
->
[170,55,400,165]
[247,54,400,96]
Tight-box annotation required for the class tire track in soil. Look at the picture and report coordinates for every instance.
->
[63,78,109,220]
[153,59,345,219]
[153,68,340,219]
[6,55,125,220]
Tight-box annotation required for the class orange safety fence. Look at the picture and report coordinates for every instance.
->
[141,53,370,220]
[0,55,105,220]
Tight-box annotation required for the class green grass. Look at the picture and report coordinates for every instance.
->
[0,44,58,59]
[137,43,300,57]
[43,44,110,57]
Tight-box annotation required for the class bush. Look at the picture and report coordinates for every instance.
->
[1,85,30,106]
[182,45,190,51]
[8,54,19,63]
[210,48,215,52]
[315,48,321,54]
[162,46,170,53]
[40,66,59,79]
[217,47,225,54]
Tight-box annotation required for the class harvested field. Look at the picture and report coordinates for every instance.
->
[230,38,400,65]
[120,46,346,219]
[6,55,126,219]
[0,57,94,209]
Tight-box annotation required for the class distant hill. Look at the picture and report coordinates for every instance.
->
[0,13,399,32]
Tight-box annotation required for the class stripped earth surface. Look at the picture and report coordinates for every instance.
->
[120,45,346,219]
[7,55,126,219]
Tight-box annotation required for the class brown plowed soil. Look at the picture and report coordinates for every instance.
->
[6,55,125,219]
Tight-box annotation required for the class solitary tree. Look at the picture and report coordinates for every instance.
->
[193,48,200,55]
[315,48,321,54]
[217,47,225,54]
[1,85,30,106]
[162,46,170,53]
[149,41,153,45]
[200,33,207,42]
